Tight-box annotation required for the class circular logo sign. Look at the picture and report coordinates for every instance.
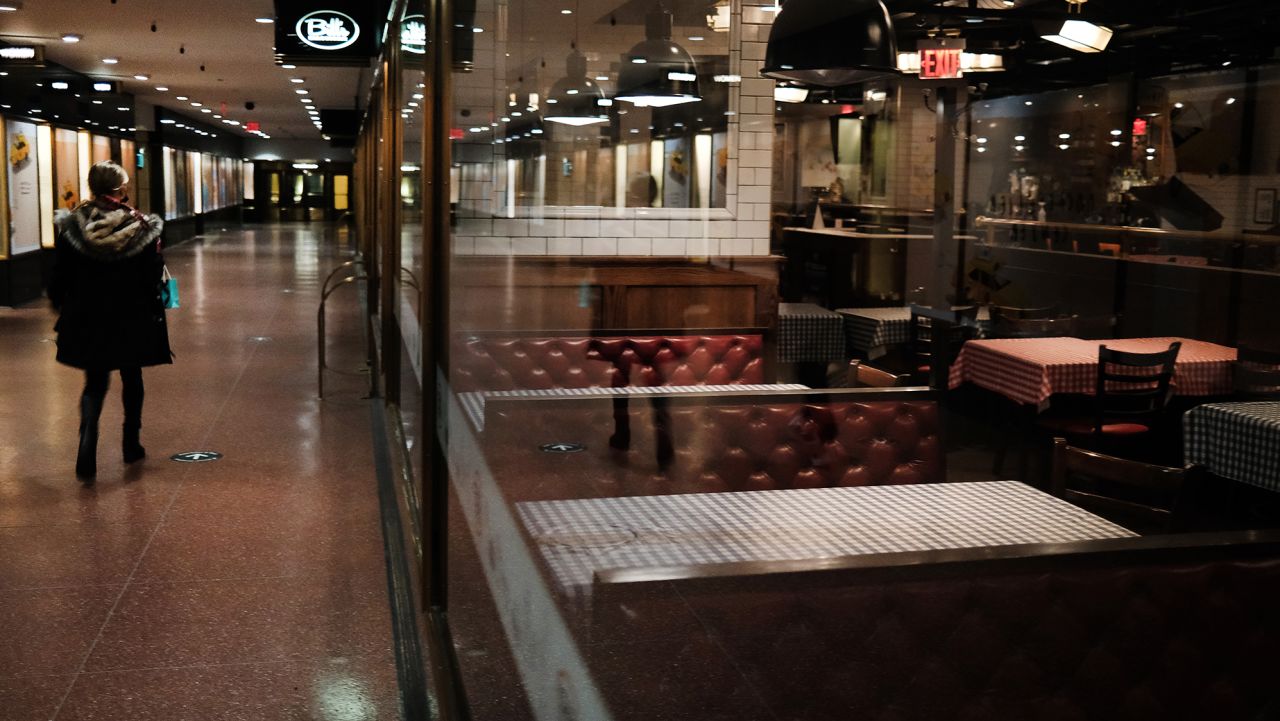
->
[296,10,361,51]
[170,451,223,463]
[540,442,586,454]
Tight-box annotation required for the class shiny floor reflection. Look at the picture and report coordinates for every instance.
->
[0,224,399,720]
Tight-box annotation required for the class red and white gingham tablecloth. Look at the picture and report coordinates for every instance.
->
[949,337,1236,410]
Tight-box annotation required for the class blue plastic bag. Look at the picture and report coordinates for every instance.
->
[161,267,180,309]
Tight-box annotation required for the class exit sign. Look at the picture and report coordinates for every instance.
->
[246,121,260,132]
[917,39,965,80]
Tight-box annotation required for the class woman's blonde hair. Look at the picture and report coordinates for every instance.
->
[87,161,129,197]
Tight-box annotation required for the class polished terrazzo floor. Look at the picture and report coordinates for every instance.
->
[0,223,400,720]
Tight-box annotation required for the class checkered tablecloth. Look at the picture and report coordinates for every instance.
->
[1184,402,1280,491]
[516,481,1136,592]
[778,302,846,363]
[837,306,991,359]
[459,383,809,430]
[949,336,1236,410]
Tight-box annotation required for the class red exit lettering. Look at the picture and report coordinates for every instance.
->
[920,48,962,79]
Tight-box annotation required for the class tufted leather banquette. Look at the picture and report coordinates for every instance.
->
[452,329,768,392]
[484,389,944,497]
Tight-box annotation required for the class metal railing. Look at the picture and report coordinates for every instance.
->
[318,256,371,399]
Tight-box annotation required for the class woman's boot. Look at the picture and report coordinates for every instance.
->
[121,368,145,463]
[76,394,103,481]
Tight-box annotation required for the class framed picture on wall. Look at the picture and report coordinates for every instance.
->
[1256,188,1277,225]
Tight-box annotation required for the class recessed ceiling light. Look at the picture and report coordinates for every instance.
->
[290,78,304,83]
[688,36,704,41]
[61,33,81,43]
[595,75,608,81]
[472,26,483,32]
[50,81,69,90]
[255,17,273,23]
[1226,97,1237,104]
[155,86,168,91]
[102,57,119,64]
[281,63,296,69]
[295,89,308,95]
[133,74,150,81]
[0,3,23,12]
[201,108,211,113]
[190,102,202,107]
[176,95,188,100]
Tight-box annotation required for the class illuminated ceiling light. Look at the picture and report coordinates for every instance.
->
[1058,143,1069,150]
[472,26,483,33]
[688,36,704,41]
[92,82,111,91]
[102,57,119,64]
[976,137,988,144]
[281,63,296,69]
[773,85,809,103]
[1110,140,1121,147]
[545,49,610,126]
[1025,100,1033,106]
[61,33,82,43]
[134,74,150,81]
[762,0,899,87]
[190,102,202,107]
[1014,134,1026,141]
[1058,132,1070,139]
[201,108,212,113]
[1226,97,1236,105]
[0,3,23,12]
[616,6,701,108]
[1015,145,1025,151]
[1041,19,1112,53]
[50,81,69,90]
[295,88,308,95]
[176,95,188,100]
[561,8,572,14]
[255,17,273,23]
[976,146,987,152]
[155,85,168,91]
[290,77,304,83]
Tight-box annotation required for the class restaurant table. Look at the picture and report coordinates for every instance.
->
[837,306,991,359]
[777,302,847,363]
[516,480,1136,593]
[1184,401,1280,491]
[459,383,810,430]
[949,336,1236,411]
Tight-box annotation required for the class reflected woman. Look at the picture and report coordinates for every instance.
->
[48,161,170,484]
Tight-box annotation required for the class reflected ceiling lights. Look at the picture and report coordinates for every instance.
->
[762,0,899,87]
[545,49,610,126]
[614,5,701,108]
[773,85,809,103]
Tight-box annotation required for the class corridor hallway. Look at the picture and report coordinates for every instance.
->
[0,224,401,720]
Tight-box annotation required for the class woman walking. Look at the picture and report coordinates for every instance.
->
[48,161,170,483]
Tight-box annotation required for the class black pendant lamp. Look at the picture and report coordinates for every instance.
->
[615,3,701,108]
[761,0,900,88]
[545,48,610,126]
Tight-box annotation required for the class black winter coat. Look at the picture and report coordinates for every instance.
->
[48,199,173,370]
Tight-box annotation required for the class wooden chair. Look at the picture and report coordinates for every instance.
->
[1038,341,1181,459]
[846,360,908,388]
[909,305,980,390]
[1051,437,1199,532]
[991,315,1080,339]
[1234,346,1280,400]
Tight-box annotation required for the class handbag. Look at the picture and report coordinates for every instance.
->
[160,265,180,309]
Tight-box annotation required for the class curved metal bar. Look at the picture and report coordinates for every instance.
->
[399,266,422,292]
[319,273,370,399]
[321,254,366,297]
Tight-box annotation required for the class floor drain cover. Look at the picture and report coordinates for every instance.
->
[170,451,223,463]
[540,442,585,454]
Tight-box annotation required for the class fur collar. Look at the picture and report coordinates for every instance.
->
[55,202,164,261]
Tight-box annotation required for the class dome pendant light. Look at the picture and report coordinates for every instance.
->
[614,3,701,108]
[761,0,900,88]
[546,48,610,126]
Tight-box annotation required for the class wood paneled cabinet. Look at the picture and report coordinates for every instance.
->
[451,256,781,332]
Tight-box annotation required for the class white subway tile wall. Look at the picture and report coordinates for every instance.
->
[451,0,778,258]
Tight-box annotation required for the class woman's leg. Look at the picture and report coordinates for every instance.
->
[77,368,110,481]
[120,367,145,463]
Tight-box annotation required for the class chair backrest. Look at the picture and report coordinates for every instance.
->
[992,314,1079,339]
[1093,341,1181,431]
[989,304,1059,322]
[1234,346,1280,399]
[846,360,907,388]
[909,305,980,389]
[1051,437,1195,532]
